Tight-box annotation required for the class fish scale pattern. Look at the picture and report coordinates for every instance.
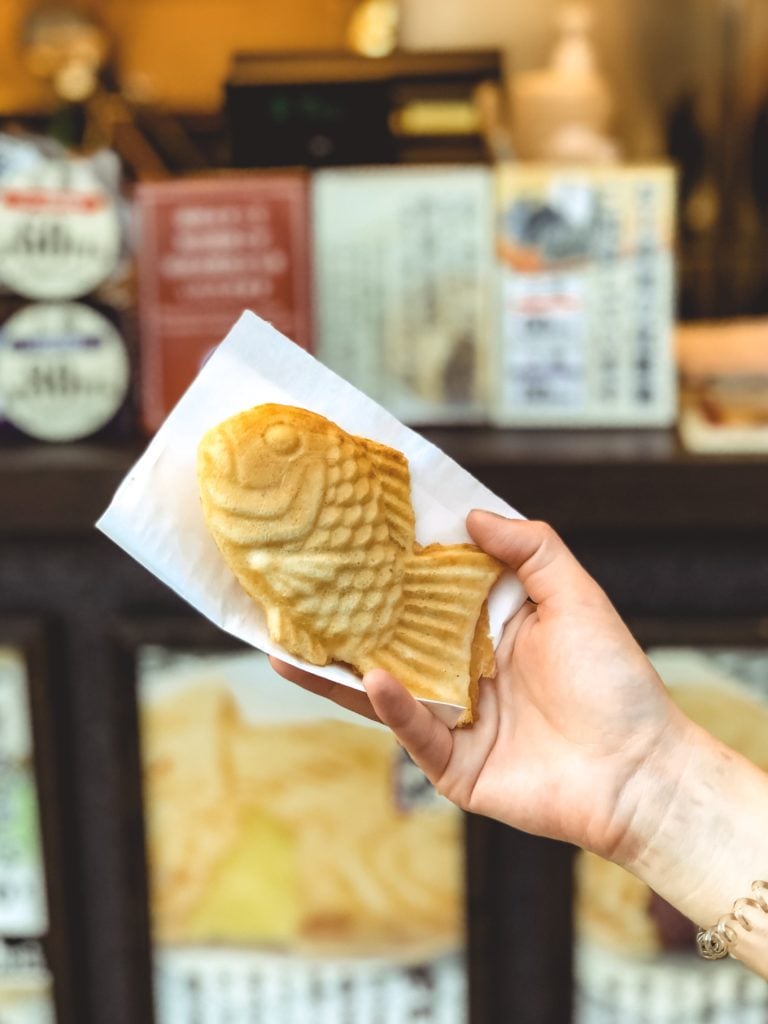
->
[198,404,502,718]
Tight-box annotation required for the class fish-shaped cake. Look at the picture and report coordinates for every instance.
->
[197,404,502,723]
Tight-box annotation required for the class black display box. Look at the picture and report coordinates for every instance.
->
[226,49,503,167]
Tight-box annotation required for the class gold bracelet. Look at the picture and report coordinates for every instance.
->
[696,880,768,960]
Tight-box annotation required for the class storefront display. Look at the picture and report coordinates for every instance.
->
[2,1,768,1020]
[574,644,768,1023]
[137,647,468,1024]
[677,319,768,454]
[0,646,55,1024]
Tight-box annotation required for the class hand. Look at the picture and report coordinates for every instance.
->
[273,511,768,979]
[272,511,683,861]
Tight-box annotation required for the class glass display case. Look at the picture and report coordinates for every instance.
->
[134,641,468,1023]
[574,624,768,1023]
[0,621,78,1024]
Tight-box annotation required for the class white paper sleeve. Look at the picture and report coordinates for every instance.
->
[97,311,527,726]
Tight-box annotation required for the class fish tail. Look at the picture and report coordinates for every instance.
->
[364,544,502,722]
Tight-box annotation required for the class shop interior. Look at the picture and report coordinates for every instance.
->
[1,1,768,1022]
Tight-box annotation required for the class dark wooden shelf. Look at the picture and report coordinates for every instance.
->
[427,427,768,531]
[1,428,768,536]
[0,442,142,537]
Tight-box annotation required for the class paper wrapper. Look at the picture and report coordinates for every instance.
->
[97,311,526,726]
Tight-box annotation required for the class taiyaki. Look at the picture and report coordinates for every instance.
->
[197,404,502,723]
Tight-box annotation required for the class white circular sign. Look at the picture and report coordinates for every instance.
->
[0,303,130,442]
[0,160,121,300]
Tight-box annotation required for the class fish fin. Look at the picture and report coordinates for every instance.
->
[246,549,366,605]
[359,438,415,550]
[266,606,330,666]
[362,544,502,717]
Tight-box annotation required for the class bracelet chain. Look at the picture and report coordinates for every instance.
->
[696,880,768,960]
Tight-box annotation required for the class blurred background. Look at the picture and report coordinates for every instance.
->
[1,2,768,1023]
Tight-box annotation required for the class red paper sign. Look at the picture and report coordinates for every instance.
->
[137,173,312,433]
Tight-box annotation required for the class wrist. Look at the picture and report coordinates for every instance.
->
[610,709,768,937]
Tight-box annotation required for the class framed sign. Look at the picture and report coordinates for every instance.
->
[136,173,312,434]
[574,617,768,1024]
[117,617,469,1024]
[0,619,77,1024]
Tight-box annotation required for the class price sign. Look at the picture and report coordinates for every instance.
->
[0,303,130,442]
[0,160,121,301]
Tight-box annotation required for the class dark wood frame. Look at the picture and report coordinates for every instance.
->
[0,617,80,1024]
[630,616,768,651]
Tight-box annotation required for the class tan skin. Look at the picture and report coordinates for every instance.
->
[272,510,680,860]
[272,511,768,977]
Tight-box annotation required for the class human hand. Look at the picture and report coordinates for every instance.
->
[272,511,768,979]
[272,510,685,862]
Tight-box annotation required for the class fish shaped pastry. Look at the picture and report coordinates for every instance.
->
[197,404,503,724]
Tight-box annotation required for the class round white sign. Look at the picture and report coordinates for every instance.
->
[0,160,121,300]
[0,303,130,442]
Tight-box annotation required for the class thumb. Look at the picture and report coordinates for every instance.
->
[467,510,604,608]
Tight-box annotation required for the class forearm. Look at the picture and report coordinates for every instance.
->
[615,710,768,978]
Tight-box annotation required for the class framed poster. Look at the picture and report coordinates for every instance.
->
[120,618,468,1024]
[494,163,676,427]
[573,618,768,1024]
[0,620,76,1024]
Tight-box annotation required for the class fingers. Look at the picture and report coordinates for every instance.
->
[270,659,455,784]
[363,669,453,786]
[467,510,604,608]
[269,657,380,723]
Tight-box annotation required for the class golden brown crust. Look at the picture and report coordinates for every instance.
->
[455,602,496,727]
[198,404,501,723]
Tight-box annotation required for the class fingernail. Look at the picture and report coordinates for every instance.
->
[468,508,506,521]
